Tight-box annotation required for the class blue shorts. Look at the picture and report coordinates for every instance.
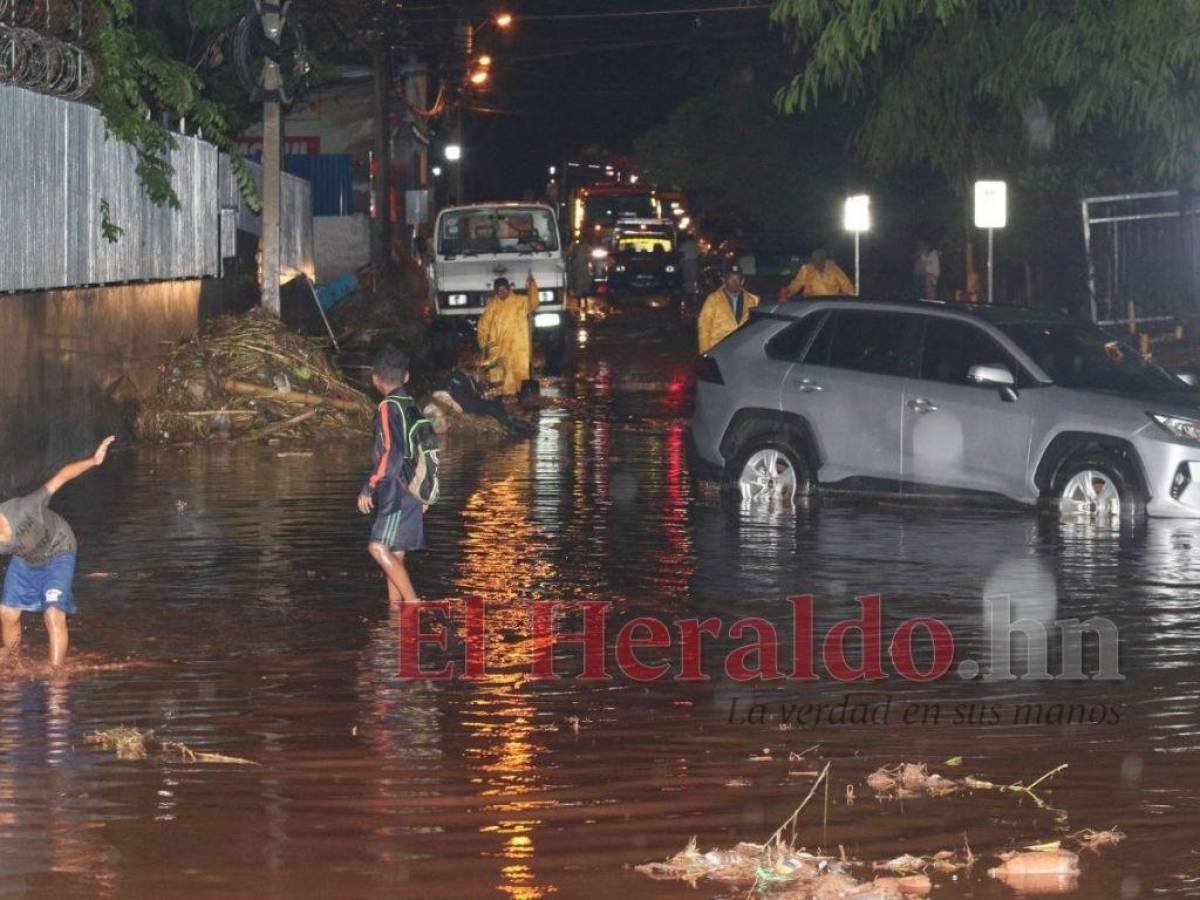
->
[2,553,77,615]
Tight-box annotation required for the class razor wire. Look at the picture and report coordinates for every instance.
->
[0,0,92,99]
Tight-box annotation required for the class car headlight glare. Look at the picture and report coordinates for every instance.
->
[534,312,561,329]
[591,248,608,259]
[538,289,556,303]
[1149,412,1200,443]
[447,293,468,307]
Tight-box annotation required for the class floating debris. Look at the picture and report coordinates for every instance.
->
[160,741,259,766]
[86,728,257,765]
[85,727,150,760]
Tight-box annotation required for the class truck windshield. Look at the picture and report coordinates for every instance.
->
[998,321,1189,393]
[583,194,657,227]
[438,208,559,255]
[615,229,674,253]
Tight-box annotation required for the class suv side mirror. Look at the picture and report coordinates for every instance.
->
[968,364,1018,401]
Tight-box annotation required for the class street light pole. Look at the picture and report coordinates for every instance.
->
[974,180,1007,306]
[987,227,994,305]
[843,194,870,297]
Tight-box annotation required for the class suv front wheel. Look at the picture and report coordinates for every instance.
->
[725,434,814,506]
[1050,451,1146,522]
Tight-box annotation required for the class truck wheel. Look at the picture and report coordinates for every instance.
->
[430,323,458,371]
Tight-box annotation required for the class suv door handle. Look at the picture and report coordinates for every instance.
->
[906,398,938,413]
[792,378,823,393]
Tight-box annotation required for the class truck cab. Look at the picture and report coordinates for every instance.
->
[428,203,574,373]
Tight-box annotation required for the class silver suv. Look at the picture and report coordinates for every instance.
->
[689,299,1200,520]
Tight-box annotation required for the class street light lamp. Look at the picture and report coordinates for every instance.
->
[477,54,492,67]
[495,12,513,28]
[843,194,870,297]
[444,144,462,162]
[432,166,443,177]
[974,180,1007,304]
[469,69,489,86]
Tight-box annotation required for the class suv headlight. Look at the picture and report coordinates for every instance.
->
[538,289,557,303]
[534,312,561,329]
[1149,412,1200,443]
[446,293,468,307]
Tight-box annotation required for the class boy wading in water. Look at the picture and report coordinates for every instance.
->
[357,347,424,604]
[0,436,115,667]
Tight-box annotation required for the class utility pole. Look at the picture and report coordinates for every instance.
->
[371,40,393,272]
[260,4,284,316]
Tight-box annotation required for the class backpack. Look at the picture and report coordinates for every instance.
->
[385,396,441,507]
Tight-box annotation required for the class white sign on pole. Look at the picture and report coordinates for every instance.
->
[974,180,1007,229]
[844,194,871,233]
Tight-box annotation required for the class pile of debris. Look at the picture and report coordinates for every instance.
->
[136,309,374,444]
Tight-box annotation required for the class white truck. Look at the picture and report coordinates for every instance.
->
[427,203,574,374]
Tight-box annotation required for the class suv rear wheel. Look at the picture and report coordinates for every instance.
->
[1050,451,1146,522]
[725,434,814,506]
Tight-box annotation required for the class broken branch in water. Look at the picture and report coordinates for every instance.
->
[160,741,259,766]
[765,761,831,851]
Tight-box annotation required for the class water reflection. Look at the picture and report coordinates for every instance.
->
[0,326,1198,897]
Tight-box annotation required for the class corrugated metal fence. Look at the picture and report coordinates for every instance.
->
[0,84,314,294]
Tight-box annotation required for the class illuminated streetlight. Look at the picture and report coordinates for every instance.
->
[445,144,462,162]
[432,166,443,177]
[469,69,489,86]
[495,12,513,28]
[477,54,492,67]
[843,194,870,297]
[974,180,1007,305]
[548,165,556,176]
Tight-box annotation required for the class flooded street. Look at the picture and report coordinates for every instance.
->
[4,320,1200,899]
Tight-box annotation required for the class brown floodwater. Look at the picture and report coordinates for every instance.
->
[3,321,1199,898]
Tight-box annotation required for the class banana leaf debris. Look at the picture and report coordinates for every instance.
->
[137,310,374,443]
[637,757,1124,898]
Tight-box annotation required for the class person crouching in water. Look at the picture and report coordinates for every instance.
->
[1,435,115,667]
[357,347,423,605]
[477,274,539,396]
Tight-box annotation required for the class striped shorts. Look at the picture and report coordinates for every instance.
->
[369,493,425,552]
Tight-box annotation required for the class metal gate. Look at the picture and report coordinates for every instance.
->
[1080,190,1200,328]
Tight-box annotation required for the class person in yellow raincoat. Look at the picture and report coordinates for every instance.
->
[778,248,855,301]
[697,263,759,354]
[477,274,540,395]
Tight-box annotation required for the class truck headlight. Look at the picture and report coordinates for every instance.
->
[1149,412,1200,443]
[538,289,556,303]
[446,293,468,307]
[591,248,608,259]
[534,312,561,329]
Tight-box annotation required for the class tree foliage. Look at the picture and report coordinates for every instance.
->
[90,0,257,209]
[771,0,1200,187]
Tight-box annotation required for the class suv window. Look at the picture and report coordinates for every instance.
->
[807,309,922,377]
[766,311,828,361]
[920,318,1027,386]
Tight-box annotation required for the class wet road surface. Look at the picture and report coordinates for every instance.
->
[3,318,1200,898]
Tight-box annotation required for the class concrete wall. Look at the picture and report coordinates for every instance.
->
[314,214,371,282]
[0,278,246,495]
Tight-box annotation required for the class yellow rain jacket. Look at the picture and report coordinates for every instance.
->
[780,261,855,300]
[477,278,540,395]
[697,287,759,354]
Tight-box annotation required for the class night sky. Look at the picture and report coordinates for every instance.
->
[436,0,777,199]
